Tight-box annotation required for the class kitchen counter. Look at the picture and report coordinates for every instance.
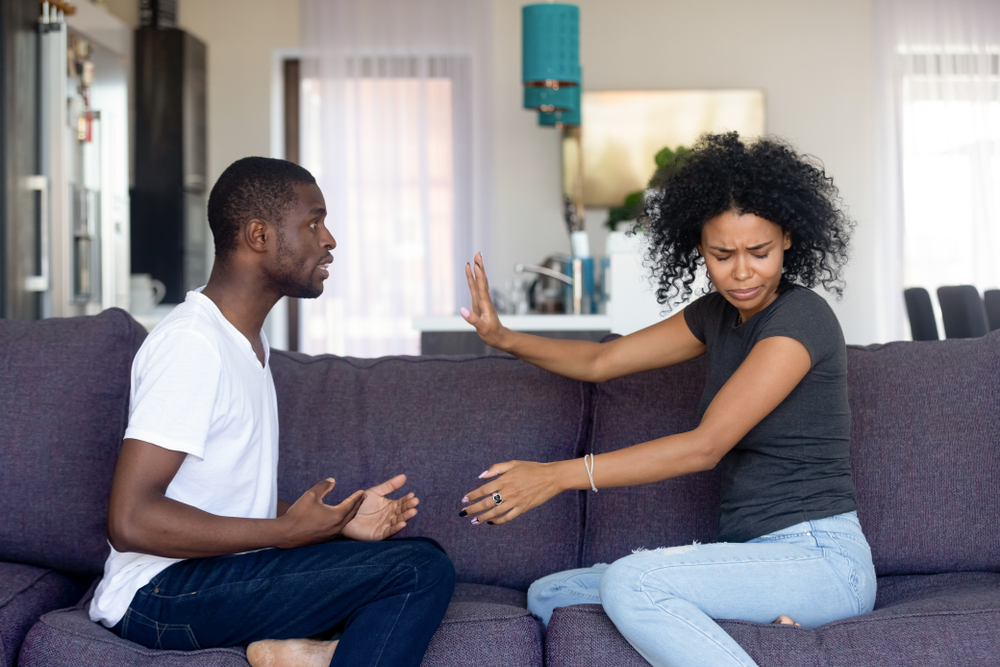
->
[411,314,613,355]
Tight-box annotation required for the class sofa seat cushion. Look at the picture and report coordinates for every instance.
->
[544,604,646,666]
[0,309,146,577]
[19,584,541,667]
[0,563,88,667]
[18,608,248,667]
[271,351,590,591]
[873,571,1000,615]
[451,581,527,607]
[545,579,1000,667]
[422,598,541,667]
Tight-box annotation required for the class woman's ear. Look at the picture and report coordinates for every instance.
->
[782,231,792,250]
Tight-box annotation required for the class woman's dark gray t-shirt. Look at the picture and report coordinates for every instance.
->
[683,285,857,543]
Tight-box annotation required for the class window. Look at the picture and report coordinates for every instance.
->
[299,56,471,356]
[899,47,1000,304]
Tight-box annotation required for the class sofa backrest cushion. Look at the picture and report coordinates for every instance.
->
[0,309,146,576]
[848,331,1000,575]
[270,352,589,590]
[581,356,721,565]
[582,331,1000,576]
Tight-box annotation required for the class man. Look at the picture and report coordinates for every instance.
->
[89,157,455,667]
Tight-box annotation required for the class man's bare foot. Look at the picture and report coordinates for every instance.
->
[772,615,801,627]
[246,638,338,667]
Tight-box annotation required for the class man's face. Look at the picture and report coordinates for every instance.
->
[269,182,336,299]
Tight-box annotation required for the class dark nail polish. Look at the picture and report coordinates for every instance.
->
[459,510,467,517]
[487,521,494,525]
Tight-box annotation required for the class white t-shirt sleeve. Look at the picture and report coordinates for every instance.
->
[124,330,223,459]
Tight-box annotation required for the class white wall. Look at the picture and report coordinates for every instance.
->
[104,0,882,344]
[102,0,300,188]
[176,0,301,189]
[102,0,138,29]
[490,0,881,344]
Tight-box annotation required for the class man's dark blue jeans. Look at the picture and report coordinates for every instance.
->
[110,538,455,667]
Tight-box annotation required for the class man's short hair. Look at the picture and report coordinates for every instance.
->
[208,157,317,260]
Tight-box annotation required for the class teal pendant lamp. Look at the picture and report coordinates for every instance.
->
[524,85,575,112]
[538,83,581,126]
[522,2,589,289]
[522,3,580,89]
[522,3,582,123]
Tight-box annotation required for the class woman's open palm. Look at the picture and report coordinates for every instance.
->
[461,252,506,348]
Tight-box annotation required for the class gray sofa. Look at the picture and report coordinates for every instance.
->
[1,308,998,667]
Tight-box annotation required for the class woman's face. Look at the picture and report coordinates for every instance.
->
[698,210,791,322]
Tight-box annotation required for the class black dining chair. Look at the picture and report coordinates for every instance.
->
[903,288,939,341]
[936,285,990,338]
[984,289,1000,332]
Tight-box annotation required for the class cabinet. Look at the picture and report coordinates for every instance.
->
[131,28,207,304]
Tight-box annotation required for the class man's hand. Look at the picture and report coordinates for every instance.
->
[109,440,368,559]
[277,478,366,548]
[341,474,419,541]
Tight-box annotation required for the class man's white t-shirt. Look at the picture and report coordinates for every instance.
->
[89,289,279,627]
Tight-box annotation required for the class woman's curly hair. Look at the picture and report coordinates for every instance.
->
[639,132,854,305]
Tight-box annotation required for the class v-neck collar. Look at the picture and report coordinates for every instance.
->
[189,289,269,371]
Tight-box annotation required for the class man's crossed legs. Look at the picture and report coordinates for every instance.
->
[112,538,455,667]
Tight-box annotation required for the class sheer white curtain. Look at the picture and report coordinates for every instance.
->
[299,0,492,357]
[875,0,1000,339]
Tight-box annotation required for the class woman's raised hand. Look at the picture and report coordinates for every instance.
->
[461,252,507,349]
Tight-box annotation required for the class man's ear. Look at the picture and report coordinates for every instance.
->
[244,219,270,254]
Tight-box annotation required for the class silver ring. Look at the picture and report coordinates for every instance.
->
[492,492,503,505]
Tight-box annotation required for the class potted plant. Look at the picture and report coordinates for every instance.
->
[604,145,690,232]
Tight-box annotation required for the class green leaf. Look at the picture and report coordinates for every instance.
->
[605,204,629,231]
[604,146,689,230]
[654,146,675,168]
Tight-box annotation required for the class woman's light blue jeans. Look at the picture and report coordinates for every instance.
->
[527,511,876,667]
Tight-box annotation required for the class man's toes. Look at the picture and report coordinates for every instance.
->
[772,614,800,626]
[246,640,277,667]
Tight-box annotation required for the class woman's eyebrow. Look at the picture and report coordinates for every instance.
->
[708,240,774,252]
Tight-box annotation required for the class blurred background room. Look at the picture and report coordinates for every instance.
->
[2,0,998,355]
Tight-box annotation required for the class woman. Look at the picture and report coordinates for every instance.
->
[458,132,875,667]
